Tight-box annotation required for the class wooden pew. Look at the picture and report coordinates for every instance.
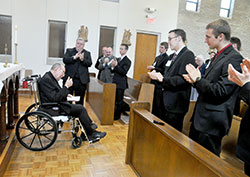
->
[126,102,246,177]
[182,100,196,136]
[124,77,154,112]
[86,76,116,125]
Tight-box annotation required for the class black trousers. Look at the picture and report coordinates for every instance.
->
[114,88,124,120]
[152,88,164,119]
[189,123,223,156]
[245,163,250,176]
[162,111,185,132]
[69,78,86,105]
[69,104,94,135]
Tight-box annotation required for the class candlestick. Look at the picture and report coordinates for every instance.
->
[14,43,18,64]
[3,44,8,67]
[14,25,18,44]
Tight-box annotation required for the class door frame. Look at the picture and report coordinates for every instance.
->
[135,29,162,56]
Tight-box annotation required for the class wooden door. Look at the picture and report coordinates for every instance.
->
[133,33,158,80]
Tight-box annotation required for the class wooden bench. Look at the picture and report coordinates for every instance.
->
[126,102,246,177]
[124,77,154,112]
[86,76,116,125]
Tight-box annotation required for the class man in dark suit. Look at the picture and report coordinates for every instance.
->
[39,63,106,142]
[183,19,243,156]
[111,44,131,120]
[148,29,196,132]
[63,38,92,105]
[95,46,107,80]
[228,58,250,176]
[147,42,169,119]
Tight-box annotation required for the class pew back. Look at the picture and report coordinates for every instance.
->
[86,77,116,125]
[124,77,154,112]
[126,102,246,177]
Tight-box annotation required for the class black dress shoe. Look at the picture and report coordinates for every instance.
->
[90,131,107,139]
[90,123,98,130]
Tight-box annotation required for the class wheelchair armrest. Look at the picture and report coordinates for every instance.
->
[40,102,60,107]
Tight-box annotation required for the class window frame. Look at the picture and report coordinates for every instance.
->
[185,0,200,12]
[0,14,12,63]
[220,0,235,18]
[47,20,67,65]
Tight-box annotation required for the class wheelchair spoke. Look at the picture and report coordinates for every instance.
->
[37,119,50,130]
[20,132,35,140]
[43,134,53,141]
[19,126,32,130]
[37,135,44,149]
[26,119,36,130]
[29,133,37,148]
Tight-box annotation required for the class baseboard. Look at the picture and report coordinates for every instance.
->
[0,130,17,177]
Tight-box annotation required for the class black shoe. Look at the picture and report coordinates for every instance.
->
[90,131,107,139]
[80,133,87,141]
[122,111,129,116]
[90,123,98,130]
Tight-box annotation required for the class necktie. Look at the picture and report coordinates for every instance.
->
[172,53,177,62]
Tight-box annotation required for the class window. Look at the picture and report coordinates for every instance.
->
[0,15,12,55]
[98,26,116,57]
[47,20,67,64]
[220,0,235,18]
[186,0,200,12]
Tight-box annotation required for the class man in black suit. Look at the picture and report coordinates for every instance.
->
[111,44,131,120]
[148,29,196,132]
[147,42,169,119]
[183,19,243,156]
[39,63,106,142]
[63,38,92,105]
[228,58,250,176]
[95,46,107,80]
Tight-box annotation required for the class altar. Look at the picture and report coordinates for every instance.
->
[0,63,24,140]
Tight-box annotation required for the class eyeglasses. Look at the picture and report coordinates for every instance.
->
[168,36,178,41]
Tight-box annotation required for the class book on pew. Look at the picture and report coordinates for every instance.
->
[67,96,80,102]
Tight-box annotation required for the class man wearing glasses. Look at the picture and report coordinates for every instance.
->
[148,29,196,132]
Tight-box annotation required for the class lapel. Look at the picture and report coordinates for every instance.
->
[156,53,166,66]
[119,56,127,65]
[166,47,187,73]
[48,72,62,90]
[204,45,233,78]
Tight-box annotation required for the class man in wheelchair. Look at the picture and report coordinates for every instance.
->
[39,63,106,142]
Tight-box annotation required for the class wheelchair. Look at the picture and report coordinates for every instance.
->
[16,75,99,151]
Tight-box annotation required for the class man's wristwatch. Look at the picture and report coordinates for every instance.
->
[195,76,201,82]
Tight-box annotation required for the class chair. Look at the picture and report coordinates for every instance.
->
[15,75,99,151]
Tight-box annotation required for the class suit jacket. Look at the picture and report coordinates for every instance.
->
[95,55,103,80]
[63,47,92,84]
[112,56,131,89]
[236,82,250,165]
[193,45,243,137]
[162,47,196,114]
[39,72,71,114]
[150,53,169,89]
[98,55,116,83]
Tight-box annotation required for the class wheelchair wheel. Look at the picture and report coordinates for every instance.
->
[71,137,82,149]
[16,111,58,151]
[25,103,39,114]
[24,103,39,130]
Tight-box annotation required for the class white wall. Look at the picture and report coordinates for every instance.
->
[0,0,179,77]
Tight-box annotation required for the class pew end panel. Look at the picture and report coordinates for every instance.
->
[182,100,196,136]
[126,102,246,177]
[87,77,116,125]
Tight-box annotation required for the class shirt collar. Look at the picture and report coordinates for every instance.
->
[175,45,185,55]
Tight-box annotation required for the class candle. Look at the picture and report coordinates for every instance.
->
[14,25,18,44]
